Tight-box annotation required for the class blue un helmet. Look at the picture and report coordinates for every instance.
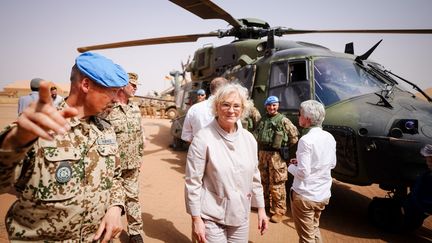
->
[264,96,279,106]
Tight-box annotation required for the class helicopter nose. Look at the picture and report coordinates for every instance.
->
[390,128,403,138]
[388,119,418,138]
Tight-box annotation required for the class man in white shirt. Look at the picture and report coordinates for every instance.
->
[181,77,228,143]
[50,85,64,107]
[288,100,336,243]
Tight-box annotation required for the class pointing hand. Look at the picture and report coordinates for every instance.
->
[2,81,78,149]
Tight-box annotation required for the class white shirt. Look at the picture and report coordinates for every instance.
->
[52,95,64,107]
[288,127,336,202]
[181,96,214,142]
[185,119,265,226]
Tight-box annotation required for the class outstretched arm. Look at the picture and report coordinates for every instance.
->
[1,81,77,153]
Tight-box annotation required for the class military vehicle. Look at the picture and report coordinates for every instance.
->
[135,68,194,120]
[134,94,177,119]
[78,0,432,230]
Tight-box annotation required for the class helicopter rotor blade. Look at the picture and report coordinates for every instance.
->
[277,28,432,35]
[77,32,219,52]
[169,0,242,28]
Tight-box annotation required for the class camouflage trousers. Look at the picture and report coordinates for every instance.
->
[258,150,288,216]
[123,168,144,236]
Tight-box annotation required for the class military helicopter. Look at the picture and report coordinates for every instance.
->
[78,0,432,230]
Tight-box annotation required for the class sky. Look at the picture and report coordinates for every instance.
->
[1,0,431,96]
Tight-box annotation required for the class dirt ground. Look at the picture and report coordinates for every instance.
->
[0,103,431,242]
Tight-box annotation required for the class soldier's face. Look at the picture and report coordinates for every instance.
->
[197,93,206,102]
[86,80,120,115]
[266,103,279,116]
[124,83,137,97]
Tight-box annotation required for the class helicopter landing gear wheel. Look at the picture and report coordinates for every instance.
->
[166,108,178,119]
[368,197,404,232]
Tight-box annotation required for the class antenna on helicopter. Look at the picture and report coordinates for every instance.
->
[345,42,354,54]
[355,39,383,63]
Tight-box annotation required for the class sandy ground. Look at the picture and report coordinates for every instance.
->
[0,103,431,242]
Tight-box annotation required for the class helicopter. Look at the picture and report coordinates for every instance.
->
[77,0,432,230]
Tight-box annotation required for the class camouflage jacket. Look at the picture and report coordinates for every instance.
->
[255,113,299,149]
[0,102,124,241]
[105,101,144,170]
[241,106,261,132]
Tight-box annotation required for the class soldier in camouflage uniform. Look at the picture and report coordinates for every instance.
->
[151,100,158,119]
[255,96,299,223]
[139,99,148,117]
[159,101,166,119]
[241,103,261,132]
[0,52,127,242]
[147,100,155,119]
[103,72,145,243]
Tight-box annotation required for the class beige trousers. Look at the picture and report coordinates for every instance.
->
[200,219,249,243]
[290,190,329,243]
[123,168,144,236]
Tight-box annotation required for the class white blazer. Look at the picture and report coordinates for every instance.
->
[185,119,265,226]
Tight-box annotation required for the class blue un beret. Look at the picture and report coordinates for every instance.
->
[76,52,128,88]
[196,89,205,95]
[264,96,279,106]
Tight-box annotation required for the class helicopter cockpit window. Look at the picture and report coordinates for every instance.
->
[289,62,307,82]
[269,60,310,110]
[269,62,288,88]
[314,57,385,106]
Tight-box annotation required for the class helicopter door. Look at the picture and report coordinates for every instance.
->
[268,60,310,111]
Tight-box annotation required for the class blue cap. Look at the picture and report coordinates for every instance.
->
[264,96,279,106]
[75,52,128,88]
[197,89,205,95]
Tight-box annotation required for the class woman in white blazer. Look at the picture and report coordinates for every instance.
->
[185,83,268,243]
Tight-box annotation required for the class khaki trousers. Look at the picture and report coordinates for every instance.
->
[290,190,329,243]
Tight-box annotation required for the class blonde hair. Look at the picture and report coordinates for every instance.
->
[211,82,252,120]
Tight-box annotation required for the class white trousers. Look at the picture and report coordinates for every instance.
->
[203,219,249,243]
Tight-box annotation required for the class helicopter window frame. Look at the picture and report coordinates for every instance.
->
[268,59,311,111]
